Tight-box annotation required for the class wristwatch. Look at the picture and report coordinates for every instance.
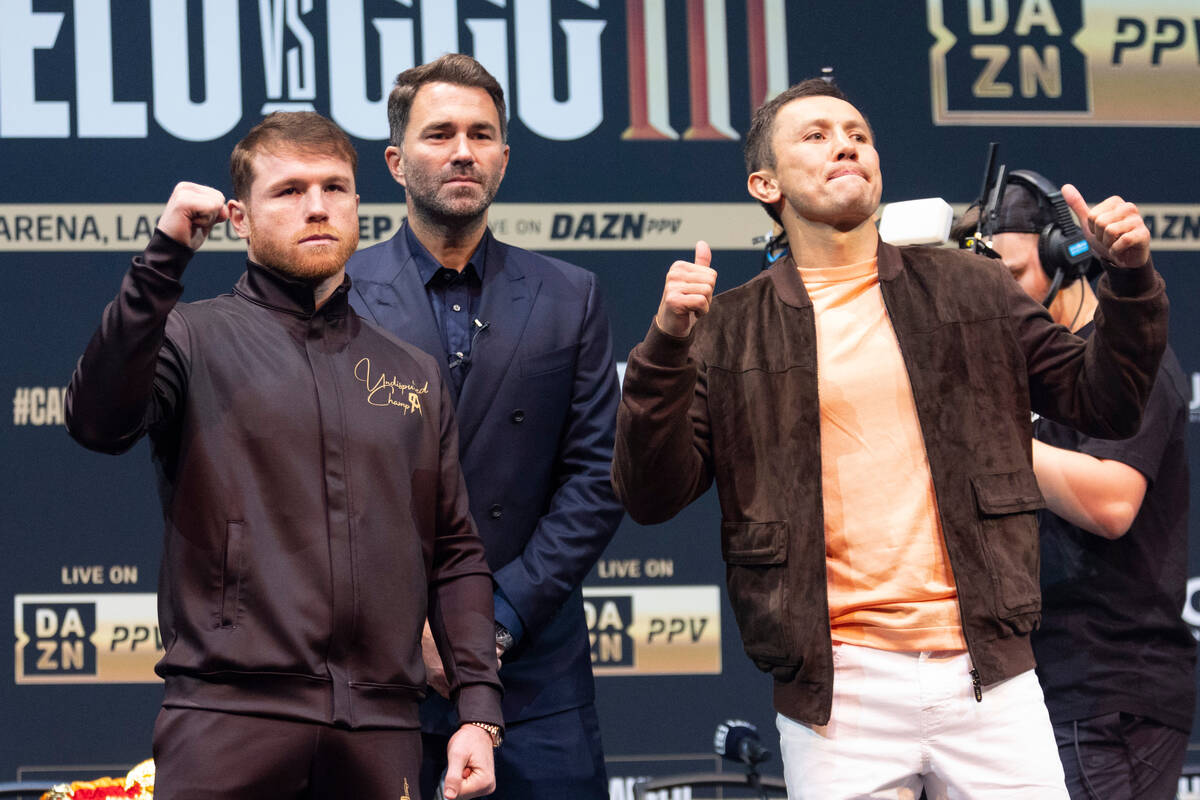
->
[494,622,515,655]
[468,721,504,747]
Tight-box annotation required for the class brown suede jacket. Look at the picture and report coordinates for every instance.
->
[613,241,1167,725]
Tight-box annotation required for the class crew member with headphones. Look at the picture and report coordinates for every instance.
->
[958,171,1195,800]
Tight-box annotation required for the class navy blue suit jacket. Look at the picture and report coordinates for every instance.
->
[347,225,623,725]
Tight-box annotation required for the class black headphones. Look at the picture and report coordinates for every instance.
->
[966,144,1098,308]
[1004,169,1097,290]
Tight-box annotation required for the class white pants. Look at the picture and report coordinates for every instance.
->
[777,644,1068,799]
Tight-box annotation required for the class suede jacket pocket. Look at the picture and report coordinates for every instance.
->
[971,471,1044,620]
[722,520,792,671]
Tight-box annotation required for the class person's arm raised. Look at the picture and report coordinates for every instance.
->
[654,241,717,338]
[1061,183,1149,269]
[157,181,229,251]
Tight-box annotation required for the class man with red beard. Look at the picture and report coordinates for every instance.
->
[66,111,502,800]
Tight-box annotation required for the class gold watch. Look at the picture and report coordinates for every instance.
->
[468,721,503,747]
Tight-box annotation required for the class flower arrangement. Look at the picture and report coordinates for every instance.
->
[41,760,154,800]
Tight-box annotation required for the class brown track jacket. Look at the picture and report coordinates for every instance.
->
[67,232,502,730]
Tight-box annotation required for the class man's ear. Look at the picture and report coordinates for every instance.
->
[747,170,781,206]
[385,145,405,187]
[228,198,250,240]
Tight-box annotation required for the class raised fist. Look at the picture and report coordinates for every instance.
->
[159,182,230,251]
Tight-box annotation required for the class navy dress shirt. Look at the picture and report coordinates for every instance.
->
[405,223,487,398]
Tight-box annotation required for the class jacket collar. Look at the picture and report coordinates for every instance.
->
[404,222,489,286]
[768,237,901,308]
[235,259,351,318]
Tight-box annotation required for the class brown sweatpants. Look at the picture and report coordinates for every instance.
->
[152,707,422,799]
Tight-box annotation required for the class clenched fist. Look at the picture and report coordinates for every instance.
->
[655,241,717,338]
[159,182,230,251]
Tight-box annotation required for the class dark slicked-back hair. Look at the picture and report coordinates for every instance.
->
[744,79,869,223]
[230,111,357,201]
[387,53,507,148]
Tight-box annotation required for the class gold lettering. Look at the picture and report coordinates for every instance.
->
[354,357,428,415]
[971,45,1014,98]
[36,641,57,670]
[1014,0,1061,36]
[1020,44,1061,97]
[968,0,1008,35]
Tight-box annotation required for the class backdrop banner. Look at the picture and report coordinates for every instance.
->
[3,1,1199,795]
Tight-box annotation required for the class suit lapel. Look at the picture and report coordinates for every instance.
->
[368,233,454,390]
[454,236,539,453]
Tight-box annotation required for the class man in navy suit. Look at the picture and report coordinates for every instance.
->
[347,53,623,800]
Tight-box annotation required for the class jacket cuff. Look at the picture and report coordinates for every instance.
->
[455,683,504,729]
[639,318,694,366]
[141,229,196,282]
[493,589,524,643]
[1103,259,1156,297]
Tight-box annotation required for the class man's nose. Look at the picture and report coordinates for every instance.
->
[833,130,859,160]
[304,187,329,219]
[451,134,475,164]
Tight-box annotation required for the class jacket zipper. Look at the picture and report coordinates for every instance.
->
[806,302,837,698]
[878,272,985,705]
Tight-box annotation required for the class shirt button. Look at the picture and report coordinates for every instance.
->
[489,505,503,519]
[452,303,462,312]
[511,410,525,423]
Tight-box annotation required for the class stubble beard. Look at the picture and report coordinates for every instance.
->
[405,163,502,231]
[247,219,358,283]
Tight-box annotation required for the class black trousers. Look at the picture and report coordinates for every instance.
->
[1054,712,1188,800]
[153,707,422,799]
[420,703,607,800]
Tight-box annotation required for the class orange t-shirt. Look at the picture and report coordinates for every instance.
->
[800,257,965,652]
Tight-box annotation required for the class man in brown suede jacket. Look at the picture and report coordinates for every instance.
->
[612,79,1167,799]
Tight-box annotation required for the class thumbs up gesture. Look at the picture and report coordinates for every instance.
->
[1061,184,1151,269]
[655,241,717,338]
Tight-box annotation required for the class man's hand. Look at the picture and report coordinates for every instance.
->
[158,182,229,251]
[1062,183,1150,269]
[655,241,717,338]
[443,724,496,799]
[422,620,450,699]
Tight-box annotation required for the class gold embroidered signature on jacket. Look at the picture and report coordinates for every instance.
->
[354,357,429,415]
